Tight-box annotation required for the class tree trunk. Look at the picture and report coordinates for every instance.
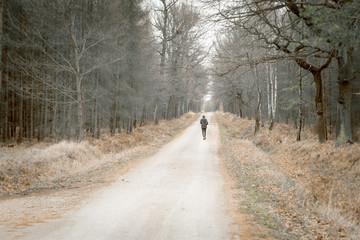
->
[70,9,84,140]
[128,117,133,133]
[97,111,101,138]
[1,1,8,142]
[133,114,137,129]
[37,91,41,141]
[255,91,261,134]
[110,101,116,135]
[323,70,332,137]
[30,80,34,139]
[0,0,2,89]
[266,63,272,119]
[1,63,8,142]
[238,97,243,118]
[153,103,158,125]
[174,99,178,118]
[62,91,67,139]
[297,67,304,141]
[313,71,327,143]
[336,48,354,146]
[167,95,176,120]
[18,75,23,143]
[295,56,332,142]
[51,90,58,139]
[140,104,146,127]
[254,64,261,135]
[76,76,83,139]
[269,64,277,130]
[160,0,168,75]
[43,90,48,138]
[117,115,122,134]
[92,71,99,138]
[93,99,98,138]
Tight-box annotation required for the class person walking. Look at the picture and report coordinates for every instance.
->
[200,115,208,140]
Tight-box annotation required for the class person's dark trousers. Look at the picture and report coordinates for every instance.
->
[202,128,207,138]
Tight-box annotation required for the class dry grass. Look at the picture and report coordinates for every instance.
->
[0,113,197,196]
[217,112,360,240]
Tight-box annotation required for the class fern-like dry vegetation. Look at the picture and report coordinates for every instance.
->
[217,112,360,240]
[0,113,197,197]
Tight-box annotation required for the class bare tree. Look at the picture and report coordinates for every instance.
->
[206,0,340,142]
[153,1,208,120]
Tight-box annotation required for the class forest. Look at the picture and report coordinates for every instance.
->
[0,0,359,146]
[205,0,360,146]
[0,0,208,142]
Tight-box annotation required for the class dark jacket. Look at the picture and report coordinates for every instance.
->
[200,118,208,129]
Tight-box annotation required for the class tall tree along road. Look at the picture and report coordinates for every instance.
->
[11,113,238,240]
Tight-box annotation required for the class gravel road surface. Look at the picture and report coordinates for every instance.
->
[5,113,238,240]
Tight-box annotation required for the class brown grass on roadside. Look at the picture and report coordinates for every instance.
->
[0,113,197,196]
[217,112,360,239]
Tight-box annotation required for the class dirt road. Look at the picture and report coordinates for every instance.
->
[2,114,238,240]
